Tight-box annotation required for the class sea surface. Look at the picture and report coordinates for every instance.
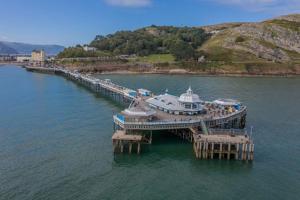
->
[0,65,300,200]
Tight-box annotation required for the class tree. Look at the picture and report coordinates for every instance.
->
[170,40,195,60]
[59,26,211,60]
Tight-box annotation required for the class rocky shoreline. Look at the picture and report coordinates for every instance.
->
[97,69,300,77]
[2,63,300,77]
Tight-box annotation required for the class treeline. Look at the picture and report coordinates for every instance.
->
[57,46,109,58]
[58,26,211,60]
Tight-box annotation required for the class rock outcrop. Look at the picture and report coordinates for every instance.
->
[201,14,300,63]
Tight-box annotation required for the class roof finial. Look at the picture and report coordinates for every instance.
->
[165,88,168,94]
[187,86,193,95]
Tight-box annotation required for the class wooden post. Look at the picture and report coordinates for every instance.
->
[241,144,245,160]
[245,144,248,160]
[199,142,202,159]
[227,143,231,160]
[251,144,255,161]
[129,143,132,154]
[219,143,222,159]
[120,141,124,153]
[211,143,214,159]
[202,142,206,159]
[205,142,208,159]
[137,143,141,154]
[206,142,209,159]
[112,140,116,153]
[196,142,200,158]
[247,143,250,161]
[197,142,200,158]
[235,144,239,160]
[193,142,197,158]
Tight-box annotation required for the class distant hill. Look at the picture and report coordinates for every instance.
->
[0,42,18,54]
[57,14,300,74]
[0,41,64,55]
[199,14,300,71]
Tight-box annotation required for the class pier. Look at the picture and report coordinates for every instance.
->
[192,129,254,160]
[25,66,136,105]
[25,66,254,161]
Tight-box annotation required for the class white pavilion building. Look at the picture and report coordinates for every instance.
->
[146,87,205,115]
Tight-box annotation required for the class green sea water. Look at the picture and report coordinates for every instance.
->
[0,65,300,200]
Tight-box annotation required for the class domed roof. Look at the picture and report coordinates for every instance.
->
[178,87,202,103]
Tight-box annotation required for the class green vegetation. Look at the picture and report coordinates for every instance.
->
[235,36,245,43]
[57,46,111,58]
[135,54,175,63]
[267,19,300,32]
[89,26,210,60]
[56,14,300,75]
[257,39,277,49]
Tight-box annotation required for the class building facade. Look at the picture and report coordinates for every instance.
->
[31,50,46,65]
[83,46,97,52]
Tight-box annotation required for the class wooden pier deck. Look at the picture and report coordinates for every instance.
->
[112,131,144,154]
[193,132,254,160]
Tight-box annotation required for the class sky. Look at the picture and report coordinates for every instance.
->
[0,0,299,46]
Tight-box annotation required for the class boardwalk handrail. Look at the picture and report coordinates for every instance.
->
[114,107,246,126]
[57,67,136,100]
[113,107,246,130]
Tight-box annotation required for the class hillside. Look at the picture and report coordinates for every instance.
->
[58,26,210,60]
[0,41,64,55]
[58,14,300,75]
[90,26,210,59]
[199,14,300,74]
[0,42,18,54]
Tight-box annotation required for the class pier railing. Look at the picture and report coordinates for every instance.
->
[50,67,136,101]
[113,107,246,130]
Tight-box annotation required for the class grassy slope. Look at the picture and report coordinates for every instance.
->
[135,54,175,63]
[133,16,300,74]
[59,14,300,75]
[197,15,300,74]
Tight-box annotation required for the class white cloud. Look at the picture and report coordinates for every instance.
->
[105,0,151,7]
[214,0,300,14]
